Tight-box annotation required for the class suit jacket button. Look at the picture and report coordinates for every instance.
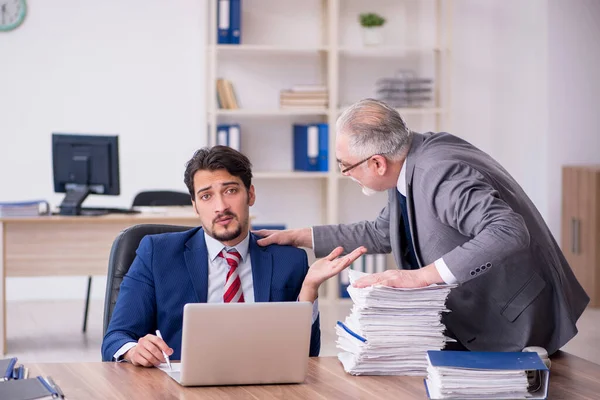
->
[486,262,492,267]
[481,265,486,270]
[476,268,481,273]
[470,271,476,276]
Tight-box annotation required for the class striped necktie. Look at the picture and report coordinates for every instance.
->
[218,249,245,303]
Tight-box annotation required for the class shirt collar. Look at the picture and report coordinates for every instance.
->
[204,230,250,263]
[396,159,407,196]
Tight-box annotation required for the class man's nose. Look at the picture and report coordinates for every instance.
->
[214,194,229,213]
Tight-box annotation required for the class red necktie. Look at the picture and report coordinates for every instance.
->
[218,249,245,303]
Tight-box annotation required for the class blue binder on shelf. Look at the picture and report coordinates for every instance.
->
[216,124,230,146]
[293,123,328,172]
[317,123,328,171]
[215,124,241,151]
[229,0,241,44]
[217,0,231,44]
[228,124,241,151]
[425,350,549,400]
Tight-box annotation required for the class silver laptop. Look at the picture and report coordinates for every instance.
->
[159,302,313,386]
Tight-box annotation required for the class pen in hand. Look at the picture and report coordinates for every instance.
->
[155,330,172,371]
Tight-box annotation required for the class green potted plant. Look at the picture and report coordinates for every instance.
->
[359,13,386,46]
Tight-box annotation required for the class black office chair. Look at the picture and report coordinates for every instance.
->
[102,224,193,336]
[82,190,191,334]
[131,190,192,207]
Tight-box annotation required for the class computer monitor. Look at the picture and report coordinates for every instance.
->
[52,133,120,216]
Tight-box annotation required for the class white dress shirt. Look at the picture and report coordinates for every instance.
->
[114,231,319,360]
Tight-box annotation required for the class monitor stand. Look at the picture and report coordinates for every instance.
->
[59,186,91,216]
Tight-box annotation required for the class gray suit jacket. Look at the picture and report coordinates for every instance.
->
[314,132,589,354]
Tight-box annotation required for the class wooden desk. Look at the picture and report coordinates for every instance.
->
[0,209,198,354]
[23,353,600,399]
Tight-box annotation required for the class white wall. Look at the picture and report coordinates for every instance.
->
[451,0,549,219]
[546,0,600,241]
[452,0,600,243]
[3,1,599,301]
[0,0,206,300]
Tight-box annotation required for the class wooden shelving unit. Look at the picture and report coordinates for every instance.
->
[205,0,453,300]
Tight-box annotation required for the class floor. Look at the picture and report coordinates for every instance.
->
[5,299,600,364]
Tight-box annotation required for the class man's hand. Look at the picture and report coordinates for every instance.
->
[352,264,443,288]
[299,246,367,302]
[254,228,313,248]
[123,334,173,367]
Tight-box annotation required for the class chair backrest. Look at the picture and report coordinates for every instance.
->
[103,224,193,336]
[132,190,192,207]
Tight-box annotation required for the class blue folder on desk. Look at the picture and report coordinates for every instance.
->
[424,350,549,400]
[1,357,17,381]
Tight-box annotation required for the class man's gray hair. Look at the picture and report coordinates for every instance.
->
[336,98,412,161]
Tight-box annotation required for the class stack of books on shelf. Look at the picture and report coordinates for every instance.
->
[424,350,550,399]
[280,85,328,109]
[0,200,49,217]
[375,69,433,108]
[336,270,456,376]
[216,79,239,109]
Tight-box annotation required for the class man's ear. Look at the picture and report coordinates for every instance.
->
[372,155,388,176]
[247,185,256,206]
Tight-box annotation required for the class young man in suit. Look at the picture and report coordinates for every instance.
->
[102,146,365,366]
[256,98,589,355]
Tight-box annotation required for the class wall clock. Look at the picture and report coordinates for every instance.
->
[0,0,27,32]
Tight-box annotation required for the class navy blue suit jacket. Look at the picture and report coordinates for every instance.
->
[101,227,320,361]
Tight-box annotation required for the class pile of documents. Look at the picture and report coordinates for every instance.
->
[280,85,328,109]
[336,270,455,376]
[0,200,49,217]
[424,350,550,399]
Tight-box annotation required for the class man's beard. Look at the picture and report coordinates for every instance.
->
[351,177,378,197]
[361,186,378,196]
[211,211,243,241]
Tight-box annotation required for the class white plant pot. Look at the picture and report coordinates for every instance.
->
[362,26,384,46]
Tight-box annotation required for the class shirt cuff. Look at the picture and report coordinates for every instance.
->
[114,342,137,362]
[310,227,315,250]
[434,258,458,285]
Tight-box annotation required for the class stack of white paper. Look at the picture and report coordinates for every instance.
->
[0,200,48,217]
[427,367,529,399]
[424,350,549,399]
[336,270,456,376]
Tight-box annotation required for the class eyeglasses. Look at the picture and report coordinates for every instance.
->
[339,154,383,174]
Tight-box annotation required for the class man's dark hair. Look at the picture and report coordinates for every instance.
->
[184,146,253,198]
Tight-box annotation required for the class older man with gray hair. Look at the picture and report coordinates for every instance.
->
[256,98,588,355]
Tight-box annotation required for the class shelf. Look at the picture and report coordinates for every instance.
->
[338,46,445,58]
[212,44,328,54]
[337,107,445,116]
[213,109,330,117]
[207,0,452,301]
[253,172,329,179]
